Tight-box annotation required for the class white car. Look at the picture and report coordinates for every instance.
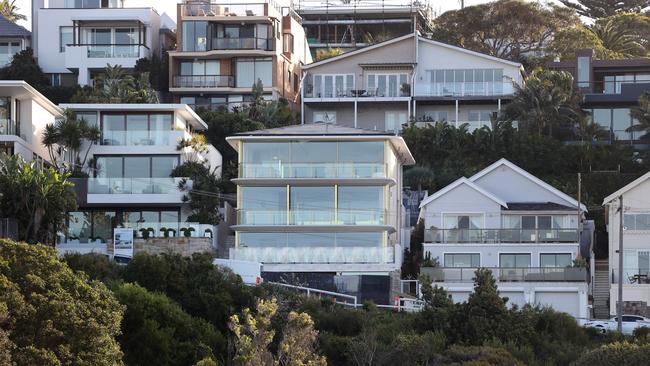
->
[585,315,650,335]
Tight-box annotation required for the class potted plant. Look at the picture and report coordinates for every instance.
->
[180,227,196,238]
[400,83,411,96]
[564,258,588,281]
[160,227,170,238]
[139,228,154,240]
[204,228,213,238]
[420,253,444,281]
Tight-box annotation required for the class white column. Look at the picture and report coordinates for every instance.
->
[498,98,501,112]
[354,100,358,128]
[455,99,459,128]
[407,100,411,120]
[78,68,90,86]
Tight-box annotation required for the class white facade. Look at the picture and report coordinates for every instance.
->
[604,172,650,315]
[56,103,222,254]
[33,0,164,86]
[419,159,589,320]
[0,80,64,164]
[301,33,524,132]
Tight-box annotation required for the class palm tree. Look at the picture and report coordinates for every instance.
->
[0,0,27,23]
[404,166,435,195]
[95,64,135,103]
[42,110,101,173]
[627,92,650,140]
[504,69,582,136]
[589,14,650,59]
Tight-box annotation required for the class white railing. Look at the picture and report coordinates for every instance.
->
[230,246,394,264]
[87,177,185,195]
[415,82,515,97]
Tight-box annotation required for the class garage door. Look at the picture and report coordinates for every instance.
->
[501,291,526,309]
[534,292,579,317]
[450,291,471,303]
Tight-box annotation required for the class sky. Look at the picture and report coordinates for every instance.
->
[13,0,502,31]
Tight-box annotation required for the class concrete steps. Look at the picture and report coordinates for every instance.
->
[593,260,610,318]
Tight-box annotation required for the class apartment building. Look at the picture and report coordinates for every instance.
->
[547,49,650,145]
[419,159,589,319]
[604,172,650,317]
[56,103,222,255]
[168,0,312,111]
[295,0,433,57]
[32,0,169,86]
[0,16,30,67]
[0,80,63,164]
[226,123,415,304]
[301,32,524,132]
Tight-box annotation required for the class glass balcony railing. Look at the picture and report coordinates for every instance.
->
[424,228,579,244]
[611,268,650,284]
[237,209,387,226]
[182,3,267,17]
[238,162,387,179]
[100,130,174,146]
[212,37,273,51]
[172,75,235,88]
[64,221,212,243]
[88,178,185,194]
[424,267,587,282]
[414,82,515,97]
[304,85,411,98]
[230,245,394,264]
[0,118,18,136]
[87,44,142,58]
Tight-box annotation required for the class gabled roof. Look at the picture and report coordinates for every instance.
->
[419,177,508,209]
[303,33,415,69]
[469,158,587,211]
[0,16,30,38]
[0,81,62,116]
[417,37,523,68]
[603,170,650,204]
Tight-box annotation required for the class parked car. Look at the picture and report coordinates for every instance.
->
[585,315,650,335]
[213,258,262,286]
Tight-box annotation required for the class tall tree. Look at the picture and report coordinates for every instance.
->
[42,109,101,174]
[627,92,650,139]
[0,240,123,365]
[0,155,77,244]
[0,0,26,23]
[559,0,650,19]
[0,49,49,88]
[431,0,579,61]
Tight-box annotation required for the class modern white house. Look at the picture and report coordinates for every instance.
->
[301,32,524,132]
[0,80,63,165]
[56,103,222,255]
[226,123,415,303]
[418,159,589,319]
[604,171,650,317]
[0,16,31,67]
[32,0,169,86]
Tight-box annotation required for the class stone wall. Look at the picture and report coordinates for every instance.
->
[106,237,214,257]
[618,301,650,317]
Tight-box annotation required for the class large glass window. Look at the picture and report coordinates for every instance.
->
[500,253,531,268]
[182,21,208,52]
[240,186,286,225]
[95,155,178,178]
[577,56,590,87]
[0,97,11,135]
[366,73,408,97]
[101,113,172,146]
[540,253,572,267]
[624,213,650,230]
[613,108,632,141]
[67,211,92,243]
[444,253,480,267]
[236,58,272,88]
[60,27,73,52]
[290,186,335,225]
[338,186,384,224]
[426,68,505,96]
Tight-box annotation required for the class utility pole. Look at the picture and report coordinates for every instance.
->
[617,195,624,333]
[577,173,582,234]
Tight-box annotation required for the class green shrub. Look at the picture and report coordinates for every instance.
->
[574,341,650,366]
[444,345,523,366]
[114,282,225,365]
[63,252,122,282]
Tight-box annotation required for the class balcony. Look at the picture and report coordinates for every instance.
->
[0,118,18,137]
[88,178,186,195]
[182,2,268,17]
[237,209,387,226]
[100,130,188,146]
[611,268,650,284]
[414,82,515,97]
[64,44,150,70]
[212,37,273,51]
[414,120,491,132]
[304,85,411,99]
[87,44,143,58]
[238,162,387,179]
[424,267,587,282]
[230,245,394,264]
[172,75,235,88]
[424,228,579,244]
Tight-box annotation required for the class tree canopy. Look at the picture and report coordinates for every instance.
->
[559,0,650,19]
[0,0,26,23]
[0,240,123,365]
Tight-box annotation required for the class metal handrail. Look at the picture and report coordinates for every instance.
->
[423,266,588,282]
[267,281,358,307]
[172,75,235,88]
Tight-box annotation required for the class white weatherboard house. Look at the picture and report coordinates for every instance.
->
[32,0,167,86]
[419,159,589,319]
[604,171,650,317]
[56,103,222,255]
[0,80,63,165]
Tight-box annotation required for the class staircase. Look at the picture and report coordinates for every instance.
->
[220,235,235,259]
[593,259,610,319]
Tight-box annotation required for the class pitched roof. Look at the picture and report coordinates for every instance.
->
[603,170,650,204]
[419,177,508,209]
[469,158,587,212]
[233,123,393,136]
[0,16,30,38]
[418,37,523,68]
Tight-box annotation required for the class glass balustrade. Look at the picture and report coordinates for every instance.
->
[100,130,171,146]
[237,209,386,225]
[239,162,386,179]
[425,267,587,282]
[87,178,185,194]
[424,228,579,243]
[87,44,140,58]
[230,245,394,264]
